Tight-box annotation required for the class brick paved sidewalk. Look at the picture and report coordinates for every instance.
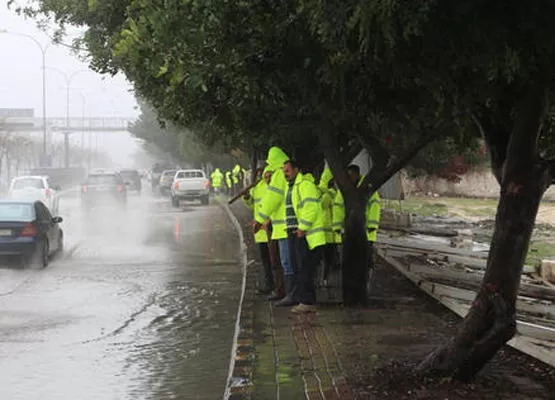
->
[226,202,555,400]
[226,202,443,400]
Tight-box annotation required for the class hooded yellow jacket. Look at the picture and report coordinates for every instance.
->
[255,147,289,240]
[243,178,269,243]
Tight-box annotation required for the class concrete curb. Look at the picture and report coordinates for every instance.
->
[220,199,255,400]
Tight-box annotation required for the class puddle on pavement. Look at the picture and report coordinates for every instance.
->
[0,195,243,400]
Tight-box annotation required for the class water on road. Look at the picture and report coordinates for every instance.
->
[0,193,243,400]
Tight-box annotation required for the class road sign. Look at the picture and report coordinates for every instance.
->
[0,108,34,118]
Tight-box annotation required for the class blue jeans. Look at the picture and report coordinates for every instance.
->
[278,239,293,276]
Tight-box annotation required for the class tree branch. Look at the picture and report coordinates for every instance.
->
[320,120,356,196]
[339,138,363,168]
[471,111,505,184]
[504,82,547,176]
[359,129,443,195]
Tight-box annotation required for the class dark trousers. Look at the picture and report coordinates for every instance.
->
[321,244,338,281]
[288,233,322,305]
[258,243,274,290]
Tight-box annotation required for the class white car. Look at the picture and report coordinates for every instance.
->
[170,169,210,206]
[8,176,60,214]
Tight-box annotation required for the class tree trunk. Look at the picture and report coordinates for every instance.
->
[419,166,549,380]
[320,122,370,307]
[419,79,550,379]
[342,192,369,306]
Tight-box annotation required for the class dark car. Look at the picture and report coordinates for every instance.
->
[158,169,178,196]
[119,169,142,193]
[151,162,175,191]
[0,200,64,268]
[81,171,127,209]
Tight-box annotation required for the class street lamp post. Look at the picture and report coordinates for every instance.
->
[0,29,51,164]
[44,67,90,168]
[72,91,86,156]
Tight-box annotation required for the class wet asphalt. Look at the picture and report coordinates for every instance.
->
[0,191,243,400]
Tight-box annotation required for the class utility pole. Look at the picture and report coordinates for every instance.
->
[63,132,70,168]
[44,67,90,169]
[0,30,51,165]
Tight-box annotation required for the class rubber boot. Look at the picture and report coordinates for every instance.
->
[274,276,298,307]
[268,266,285,301]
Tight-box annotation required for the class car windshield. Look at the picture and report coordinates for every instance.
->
[120,171,138,179]
[87,175,118,185]
[0,203,35,222]
[176,171,204,179]
[162,170,177,177]
[12,178,44,190]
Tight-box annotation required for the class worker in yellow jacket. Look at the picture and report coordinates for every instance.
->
[252,146,291,303]
[210,168,224,194]
[318,167,338,287]
[243,168,276,294]
[225,171,232,195]
[232,164,241,195]
[281,159,326,313]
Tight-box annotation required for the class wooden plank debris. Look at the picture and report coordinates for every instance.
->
[378,249,555,368]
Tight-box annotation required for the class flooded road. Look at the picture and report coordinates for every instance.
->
[0,192,243,400]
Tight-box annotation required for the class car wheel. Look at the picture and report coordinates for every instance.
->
[201,195,209,205]
[171,196,180,208]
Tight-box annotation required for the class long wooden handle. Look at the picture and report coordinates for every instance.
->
[227,179,261,204]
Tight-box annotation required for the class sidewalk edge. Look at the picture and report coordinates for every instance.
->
[220,199,251,400]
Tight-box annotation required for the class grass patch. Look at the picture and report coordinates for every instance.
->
[394,201,451,217]
[386,196,498,218]
[526,240,555,265]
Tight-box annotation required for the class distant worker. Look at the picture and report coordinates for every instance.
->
[252,146,291,305]
[241,166,248,187]
[232,164,241,195]
[210,168,224,194]
[225,170,233,196]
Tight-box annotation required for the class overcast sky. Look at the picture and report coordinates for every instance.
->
[0,0,139,119]
[0,1,146,167]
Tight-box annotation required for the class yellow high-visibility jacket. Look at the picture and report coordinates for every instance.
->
[332,190,345,244]
[225,171,232,188]
[288,172,326,250]
[211,169,224,188]
[243,179,269,243]
[232,164,241,184]
[332,176,381,242]
[255,147,289,240]
[318,168,335,244]
[366,191,381,242]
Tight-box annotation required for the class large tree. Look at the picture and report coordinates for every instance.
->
[18,0,555,380]
[16,0,461,309]
[320,0,555,380]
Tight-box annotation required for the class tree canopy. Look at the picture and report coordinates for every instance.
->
[17,0,555,380]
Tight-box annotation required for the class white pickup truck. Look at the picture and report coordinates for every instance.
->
[170,169,211,207]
